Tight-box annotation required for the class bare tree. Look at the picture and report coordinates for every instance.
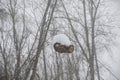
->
[0,0,119,80]
[30,0,58,80]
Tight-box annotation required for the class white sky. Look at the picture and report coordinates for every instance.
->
[102,0,120,79]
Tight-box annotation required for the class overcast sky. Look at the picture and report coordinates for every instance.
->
[102,0,120,79]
